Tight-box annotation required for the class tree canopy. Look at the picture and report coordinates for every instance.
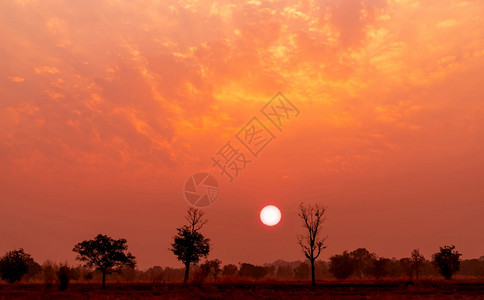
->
[432,245,461,280]
[329,251,355,279]
[0,249,36,283]
[170,208,210,283]
[73,234,136,288]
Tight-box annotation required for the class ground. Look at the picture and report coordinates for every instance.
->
[0,280,483,299]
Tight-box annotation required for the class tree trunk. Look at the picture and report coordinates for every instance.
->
[310,259,316,286]
[102,270,106,289]
[183,262,190,284]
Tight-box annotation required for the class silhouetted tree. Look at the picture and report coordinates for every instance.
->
[144,266,164,283]
[73,234,136,288]
[432,245,461,280]
[421,260,439,277]
[400,258,413,280]
[163,267,185,282]
[350,248,377,278]
[57,265,70,291]
[384,258,402,278]
[42,260,57,286]
[314,260,331,279]
[238,263,268,279]
[265,264,276,277]
[459,258,484,277]
[276,265,293,279]
[25,259,42,282]
[297,202,327,286]
[115,265,137,283]
[200,259,222,280]
[372,257,390,279]
[0,249,36,283]
[222,264,238,276]
[329,251,355,279]
[411,249,425,280]
[294,262,310,279]
[170,208,210,284]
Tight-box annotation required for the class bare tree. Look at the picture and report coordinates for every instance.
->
[297,202,327,286]
[186,207,208,233]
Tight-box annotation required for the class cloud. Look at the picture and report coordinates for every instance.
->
[34,66,60,74]
[7,76,25,82]
[437,19,458,28]
[0,0,483,269]
[0,0,482,186]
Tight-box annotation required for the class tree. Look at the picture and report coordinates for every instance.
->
[329,251,355,279]
[73,234,136,288]
[222,264,238,276]
[238,263,268,279]
[411,249,425,280]
[0,249,36,283]
[265,264,275,277]
[25,259,42,282]
[432,245,462,280]
[42,260,58,285]
[314,260,331,279]
[276,265,293,279]
[144,266,164,283]
[350,248,377,278]
[297,202,327,286]
[384,258,403,278]
[294,262,310,279]
[400,258,413,280]
[57,265,71,291]
[459,259,484,277]
[170,208,210,284]
[372,257,390,279]
[200,259,222,281]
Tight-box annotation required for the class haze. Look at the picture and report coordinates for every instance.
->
[1,0,483,269]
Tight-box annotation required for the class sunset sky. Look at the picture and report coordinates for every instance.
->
[1,0,483,269]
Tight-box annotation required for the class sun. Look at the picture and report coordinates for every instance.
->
[260,205,281,226]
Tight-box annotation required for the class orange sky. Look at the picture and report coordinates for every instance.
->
[1,0,483,269]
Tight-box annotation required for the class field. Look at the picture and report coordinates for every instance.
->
[1,280,483,299]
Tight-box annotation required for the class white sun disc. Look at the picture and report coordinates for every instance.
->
[260,205,282,226]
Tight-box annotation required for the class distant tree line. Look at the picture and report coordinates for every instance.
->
[328,247,464,280]
[0,205,482,289]
[0,249,483,286]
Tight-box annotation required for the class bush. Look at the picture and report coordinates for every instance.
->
[57,265,70,291]
[294,263,310,279]
[0,249,37,283]
[329,251,355,279]
[432,245,462,280]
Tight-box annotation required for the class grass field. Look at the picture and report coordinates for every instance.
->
[1,280,483,299]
